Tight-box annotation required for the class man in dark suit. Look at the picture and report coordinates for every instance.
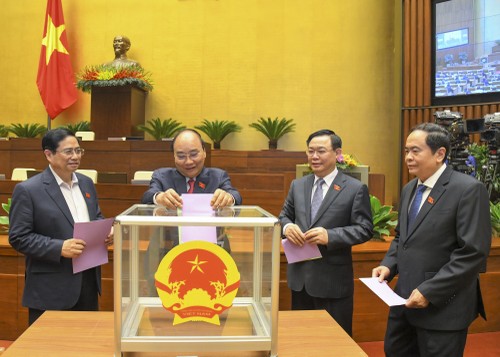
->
[9,128,112,325]
[142,129,241,208]
[141,129,241,286]
[372,123,491,356]
[279,129,373,336]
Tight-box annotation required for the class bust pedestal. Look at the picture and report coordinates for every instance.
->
[90,85,146,140]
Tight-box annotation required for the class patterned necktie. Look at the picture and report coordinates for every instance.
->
[408,184,426,229]
[310,178,325,221]
[187,179,195,193]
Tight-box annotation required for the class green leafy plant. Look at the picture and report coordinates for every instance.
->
[0,124,9,137]
[60,121,91,133]
[466,143,500,199]
[194,119,242,149]
[136,118,185,140]
[249,117,296,149]
[491,201,500,237]
[370,195,398,241]
[0,198,11,233]
[8,123,47,138]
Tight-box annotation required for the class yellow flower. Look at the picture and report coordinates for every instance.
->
[97,70,115,80]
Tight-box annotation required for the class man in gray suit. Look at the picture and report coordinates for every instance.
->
[9,128,112,325]
[279,129,373,336]
[372,123,491,356]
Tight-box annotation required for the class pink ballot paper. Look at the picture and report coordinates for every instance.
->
[281,238,322,264]
[359,277,407,306]
[180,194,217,243]
[72,218,114,274]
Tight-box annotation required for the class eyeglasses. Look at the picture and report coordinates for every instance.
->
[175,151,201,161]
[57,148,85,156]
[306,149,333,157]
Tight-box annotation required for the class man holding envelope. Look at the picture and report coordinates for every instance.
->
[142,128,241,209]
[9,128,113,325]
[279,129,373,336]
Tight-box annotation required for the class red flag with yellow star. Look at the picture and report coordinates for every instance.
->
[36,0,77,119]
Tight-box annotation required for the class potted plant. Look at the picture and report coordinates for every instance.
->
[136,118,185,140]
[59,121,91,133]
[370,195,398,241]
[194,119,242,149]
[491,201,500,237]
[0,124,9,138]
[249,117,296,150]
[0,198,11,233]
[8,123,47,138]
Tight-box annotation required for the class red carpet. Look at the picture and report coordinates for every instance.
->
[358,332,500,356]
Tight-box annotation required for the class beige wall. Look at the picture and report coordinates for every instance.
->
[0,0,402,204]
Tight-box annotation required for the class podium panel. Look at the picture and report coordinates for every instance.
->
[90,85,146,140]
[114,205,281,357]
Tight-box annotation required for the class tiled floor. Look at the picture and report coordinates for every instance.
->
[358,332,500,357]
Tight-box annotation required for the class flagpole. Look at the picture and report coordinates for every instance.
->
[47,115,51,130]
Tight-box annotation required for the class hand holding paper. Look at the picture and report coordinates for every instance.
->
[282,238,322,264]
[72,218,114,274]
[359,277,406,306]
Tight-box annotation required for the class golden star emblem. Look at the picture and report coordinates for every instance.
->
[41,15,69,65]
[187,255,207,274]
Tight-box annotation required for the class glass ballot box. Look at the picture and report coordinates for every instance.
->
[114,205,281,357]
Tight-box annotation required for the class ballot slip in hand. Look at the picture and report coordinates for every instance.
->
[72,218,114,274]
[281,238,322,264]
[359,277,407,306]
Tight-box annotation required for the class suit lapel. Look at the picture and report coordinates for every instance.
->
[42,169,74,226]
[399,180,416,243]
[304,175,315,227]
[405,167,451,241]
[194,168,209,193]
[173,170,188,193]
[77,176,96,219]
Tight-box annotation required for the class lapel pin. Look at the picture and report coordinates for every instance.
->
[427,196,434,204]
[333,184,341,191]
[85,192,91,198]
[198,182,206,189]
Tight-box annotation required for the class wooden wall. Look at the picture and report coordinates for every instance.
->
[401,0,500,186]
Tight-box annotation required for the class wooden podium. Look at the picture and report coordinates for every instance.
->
[90,85,147,140]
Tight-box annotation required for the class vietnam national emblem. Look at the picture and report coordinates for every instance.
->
[154,240,240,325]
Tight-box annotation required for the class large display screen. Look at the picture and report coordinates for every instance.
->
[432,0,500,105]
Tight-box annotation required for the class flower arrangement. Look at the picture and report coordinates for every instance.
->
[76,64,153,93]
[336,153,359,170]
[300,152,360,176]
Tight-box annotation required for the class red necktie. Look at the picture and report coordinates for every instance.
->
[187,179,195,193]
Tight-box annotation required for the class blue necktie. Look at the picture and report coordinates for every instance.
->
[408,184,426,229]
[311,178,325,221]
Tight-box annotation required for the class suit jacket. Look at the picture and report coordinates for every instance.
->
[279,171,373,298]
[9,168,104,310]
[142,167,242,205]
[381,166,491,330]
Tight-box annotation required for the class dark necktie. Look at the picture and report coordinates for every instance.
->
[310,178,325,221]
[187,179,195,193]
[408,184,426,229]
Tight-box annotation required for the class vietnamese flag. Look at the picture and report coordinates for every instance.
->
[36,0,77,119]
